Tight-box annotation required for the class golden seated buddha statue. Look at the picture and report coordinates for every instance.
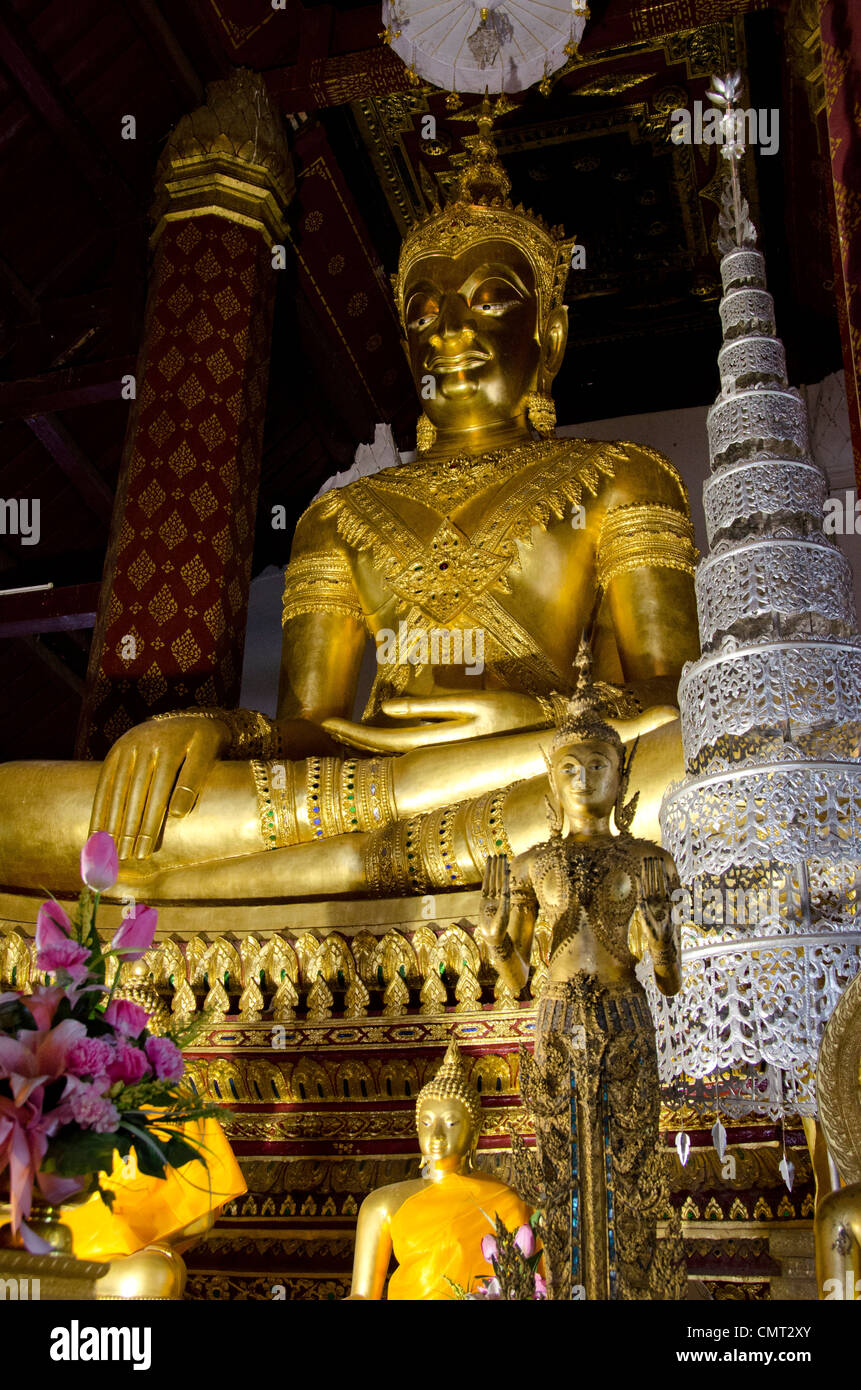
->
[0,105,698,905]
[347,1039,533,1300]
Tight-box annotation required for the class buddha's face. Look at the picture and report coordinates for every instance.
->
[402,239,566,438]
[550,738,620,826]
[417,1095,474,1166]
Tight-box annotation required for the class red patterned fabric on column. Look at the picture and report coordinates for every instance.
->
[820,0,861,481]
[78,71,293,758]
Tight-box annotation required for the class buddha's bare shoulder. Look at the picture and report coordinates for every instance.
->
[356,1177,427,1221]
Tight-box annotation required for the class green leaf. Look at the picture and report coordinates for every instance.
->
[164,1134,206,1170]
[47,1127,120,1177]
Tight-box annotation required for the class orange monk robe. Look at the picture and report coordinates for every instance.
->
[63,1118,246,1261]
[387,1171,533,1301]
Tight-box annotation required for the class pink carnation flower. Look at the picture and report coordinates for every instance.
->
[67,1035,114,1081]
[144,1035,184,1083]
[67,1080,119,1134]
[105,1040,150,1085]
[104,999,149,1036]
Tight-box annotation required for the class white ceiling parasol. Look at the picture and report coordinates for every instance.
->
[381,0,590,94]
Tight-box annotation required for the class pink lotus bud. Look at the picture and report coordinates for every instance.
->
[533,1274,547,1299]
[35,900,73,951]
[514,1223,536,1258]
[104,999,150,1036]
[80,831,119,892]
[480,1233,498,1263]
[110,904,157,960]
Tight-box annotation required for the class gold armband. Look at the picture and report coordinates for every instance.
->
[463,788,514,876]
[364,818,418,897]
[151,707,281,759]
[251,760,299,849]
[596,504,697,592]
[281,550,363,625]
[348,757,397,831]
[306,757,345,839]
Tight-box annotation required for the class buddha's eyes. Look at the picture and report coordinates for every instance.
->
[406,293,439,331]
[470,277,522,315]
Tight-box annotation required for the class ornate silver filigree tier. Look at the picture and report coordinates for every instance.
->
[719,287,776,341]
[720,248,767,293]
[703,459,825,543]
[695,538,854,646]
[661,760,861,882]
[718,336,787,393]
[644,933,861,1115]
[707,388,810,467]
[677,639,861,764]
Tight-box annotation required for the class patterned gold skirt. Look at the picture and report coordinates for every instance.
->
[518,973,685,1301]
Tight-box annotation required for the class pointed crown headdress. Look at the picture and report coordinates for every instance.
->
[546,638,639,834]
[415,1038,482,1134]
[392,95,576,334]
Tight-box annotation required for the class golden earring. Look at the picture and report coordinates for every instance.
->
[525,392,557,438]
[416,412,437,454]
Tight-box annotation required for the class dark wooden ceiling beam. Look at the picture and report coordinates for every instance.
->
[0,3,138,220]
[0,581,100,639]
[19,634,85,696]
[24,414,114,523]
[0,355,135,420]
[126,0,204,108]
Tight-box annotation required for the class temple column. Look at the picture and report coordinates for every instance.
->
[77,70,294,758]
[819,0,861,478]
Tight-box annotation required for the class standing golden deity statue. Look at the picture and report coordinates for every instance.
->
[478,648,686,1299]
[815,972,861,1299]
[0,104,698,903]
[347,1039,532,1299]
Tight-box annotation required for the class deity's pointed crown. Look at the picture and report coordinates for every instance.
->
[392,95,576,332]
[415,1038,482,1134]
[548,639,624,758]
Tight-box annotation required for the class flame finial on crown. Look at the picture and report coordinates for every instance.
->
[392,94,576,332]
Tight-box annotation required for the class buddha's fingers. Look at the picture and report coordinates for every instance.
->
[136,757,185,858]
[117,755,156,860]
[102,748,136,844]
[321,715,471,751]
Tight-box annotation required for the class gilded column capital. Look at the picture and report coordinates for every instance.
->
[151,68,294,245]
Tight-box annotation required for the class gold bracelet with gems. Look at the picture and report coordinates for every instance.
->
[251,760,278,850]
[354,757,397,830]
[419,808,450,889]
[465,790,494,875]
[485,787,513,857]
[364,818,414,896]
[305,756,344,839]
[440,805,467,886]
[268,759,299,846]
[340,759,360,831]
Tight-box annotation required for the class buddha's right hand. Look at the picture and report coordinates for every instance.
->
[89,715,231,861]
[477,853,511,950]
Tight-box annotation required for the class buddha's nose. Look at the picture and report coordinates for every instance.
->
[429,294,476,348]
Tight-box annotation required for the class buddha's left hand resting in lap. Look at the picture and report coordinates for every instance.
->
[0,110,698,903]
[346,1039,533,1300]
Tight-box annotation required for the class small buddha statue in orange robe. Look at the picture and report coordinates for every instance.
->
[347,1039,532,1300]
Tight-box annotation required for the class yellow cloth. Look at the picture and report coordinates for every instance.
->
[387,1172,533,1301]
[64,1118,246,1261]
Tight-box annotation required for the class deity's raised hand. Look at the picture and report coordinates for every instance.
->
[89,714,230,861]
[477,853,512,950]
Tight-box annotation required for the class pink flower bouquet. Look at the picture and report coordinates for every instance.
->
[0,832,222,1252]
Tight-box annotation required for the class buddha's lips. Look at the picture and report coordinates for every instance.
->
[427,351,490,374]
